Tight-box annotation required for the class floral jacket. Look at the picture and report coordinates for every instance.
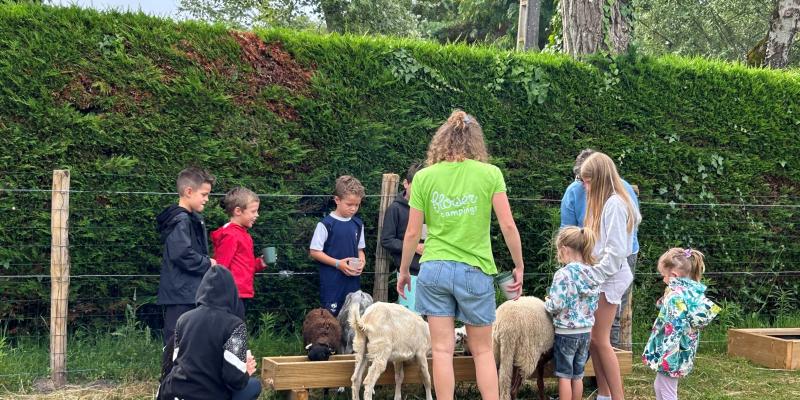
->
[642,277,720,377]
[544,262,602,333]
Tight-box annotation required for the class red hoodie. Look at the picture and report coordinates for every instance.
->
[210,223,265,298]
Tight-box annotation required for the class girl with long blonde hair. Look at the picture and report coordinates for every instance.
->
[580,152,641,400]
[397,110,524,400]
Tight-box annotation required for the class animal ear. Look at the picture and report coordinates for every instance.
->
[305,343,312,350]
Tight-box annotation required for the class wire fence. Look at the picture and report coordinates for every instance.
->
[1,172,799,383]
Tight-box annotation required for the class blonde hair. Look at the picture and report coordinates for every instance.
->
[580,152,640,236]
[220,187,259,216]
[556,226,596,265]
[334,175,365,199]
[425,110,489,165]
[658,248,706,282]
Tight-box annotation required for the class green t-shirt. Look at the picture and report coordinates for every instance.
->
[409,159,507,274]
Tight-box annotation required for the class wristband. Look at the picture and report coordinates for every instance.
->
[335,259,340,270]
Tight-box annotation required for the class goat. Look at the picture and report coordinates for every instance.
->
[337,290,374,354]
[349,302,432,400]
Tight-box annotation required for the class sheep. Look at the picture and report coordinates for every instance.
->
[337,290,374,354]
[493,296,554,400]
[349,302,432,400]
[302,308,342,361]
[454,297,554,400]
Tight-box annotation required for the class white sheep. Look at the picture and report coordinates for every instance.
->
[493,296,554,400]
[348,302,432,400]
[455,297,555,400]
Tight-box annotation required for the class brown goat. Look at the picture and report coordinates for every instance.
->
[302,308,342,361]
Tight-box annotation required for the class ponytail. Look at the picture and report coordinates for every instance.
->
[687,249,706,282]
[658,247,706,282]
[555,226,596,265]
[425,109,489,165]
[580,228,596,266]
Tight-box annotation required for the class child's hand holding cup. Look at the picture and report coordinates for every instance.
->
[349,258,362,275]
[262,246,277,265]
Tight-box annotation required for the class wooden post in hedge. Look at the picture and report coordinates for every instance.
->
[50,170,70,387]
[619,184,640,351]
[372,173,399,302]
[516,0,541,51]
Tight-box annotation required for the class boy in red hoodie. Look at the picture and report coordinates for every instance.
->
[211,187,267,314]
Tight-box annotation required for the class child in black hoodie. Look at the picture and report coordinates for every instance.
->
[156,167,217,345]
[158,266,261,400]
[380,162,425,310]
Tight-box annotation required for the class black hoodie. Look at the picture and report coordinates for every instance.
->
[380,190,421,275]
[156,204,212,305]
[158,266,250,400]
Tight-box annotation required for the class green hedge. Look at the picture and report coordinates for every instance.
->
[1,4,798,334]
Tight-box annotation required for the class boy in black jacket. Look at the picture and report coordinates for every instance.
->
[380,163,425,311]
[156,167,217,345]
[158,266,261,400]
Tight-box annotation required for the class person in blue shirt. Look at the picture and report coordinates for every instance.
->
[560,148,640,350]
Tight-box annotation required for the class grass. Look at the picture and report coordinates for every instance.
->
[1,312,799,399]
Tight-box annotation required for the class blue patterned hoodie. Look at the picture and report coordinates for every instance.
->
[642,277,720,378]
[544,262,602,334]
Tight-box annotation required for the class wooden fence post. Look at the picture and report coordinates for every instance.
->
[372,173,399,302]
[50,170,70,387]
[620,184,640,351]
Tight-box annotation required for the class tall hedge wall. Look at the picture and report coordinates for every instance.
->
[1,4,798,334]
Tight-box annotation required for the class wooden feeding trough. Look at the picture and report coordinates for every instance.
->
[728,328,800,370]
[262,349,632,398]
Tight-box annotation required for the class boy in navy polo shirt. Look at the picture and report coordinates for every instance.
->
[309,175,366,316]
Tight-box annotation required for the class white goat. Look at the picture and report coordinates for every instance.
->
[348,302,432,400]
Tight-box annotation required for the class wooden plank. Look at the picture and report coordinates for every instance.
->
[730,328,800,336]
[372,173,399,302]
[262,349,633,391]
[289,389,308,400]
[728,328,800,370]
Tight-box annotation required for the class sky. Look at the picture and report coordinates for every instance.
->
[47,0,184,20]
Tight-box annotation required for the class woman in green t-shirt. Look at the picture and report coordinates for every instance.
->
[397,110,525,400]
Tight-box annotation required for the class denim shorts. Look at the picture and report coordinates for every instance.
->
[553,332,591,380]
[415,260,496,326]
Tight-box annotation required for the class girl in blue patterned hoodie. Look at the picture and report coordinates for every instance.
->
[643,248,720,400]
[545,226,603,400]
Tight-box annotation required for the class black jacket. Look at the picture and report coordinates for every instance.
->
[158,266,249,400]
[380,191,421,275]
[156,205,212,305]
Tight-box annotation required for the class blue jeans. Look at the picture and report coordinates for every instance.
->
[232,377,262,400]
[415,260,496,326]
[553,332,591,380]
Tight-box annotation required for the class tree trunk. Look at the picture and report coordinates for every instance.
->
[562,0,603,56]
[319,0,347,33]
[562,0,631,57]
[765,0,800,68]
[517,0,542,51]
[608,0,632,54]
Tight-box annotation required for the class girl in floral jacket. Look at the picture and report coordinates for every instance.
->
[643,248,720,400]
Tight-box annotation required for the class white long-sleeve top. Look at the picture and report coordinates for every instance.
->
[591,193,640,282]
